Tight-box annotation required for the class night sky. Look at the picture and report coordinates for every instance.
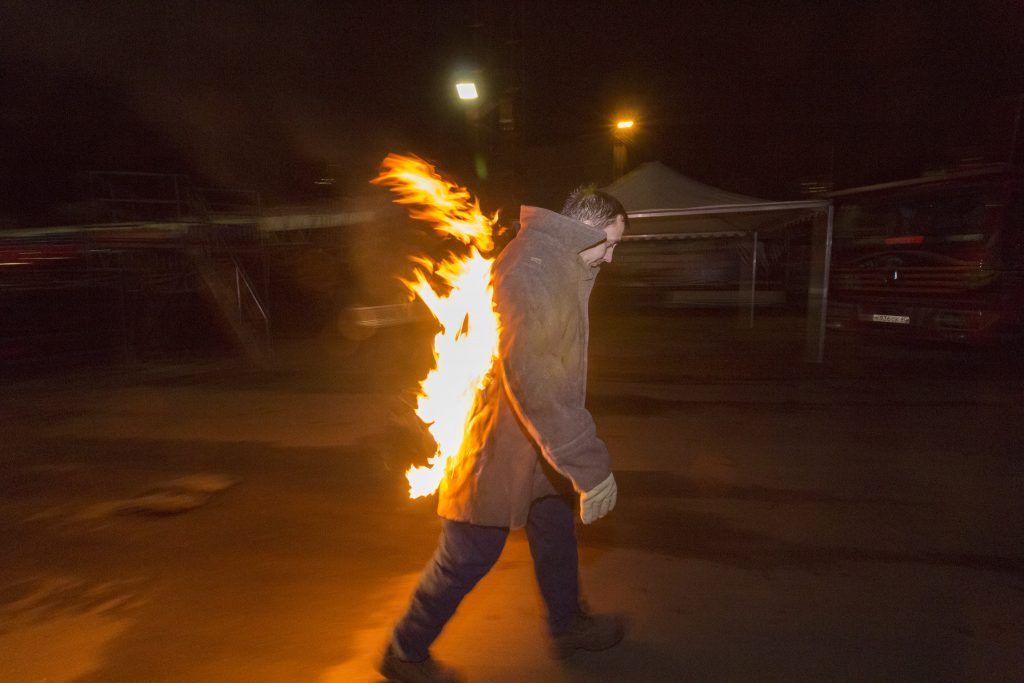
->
[1,0,1022,224]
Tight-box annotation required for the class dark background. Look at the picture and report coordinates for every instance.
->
[1,7,1023,675]
[2,0,1023,224]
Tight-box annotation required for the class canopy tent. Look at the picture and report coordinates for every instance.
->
[605,161,764,211]
[603,162,834,362]
[604,161,820,237]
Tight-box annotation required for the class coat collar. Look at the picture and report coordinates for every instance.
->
[518,206,607,256]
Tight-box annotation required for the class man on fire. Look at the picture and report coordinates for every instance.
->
[381,187,628,682]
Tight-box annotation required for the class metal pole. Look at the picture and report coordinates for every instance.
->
[749,230,758,328]
[1008,93,1023,166]
[119,266,129,362]
[235,264,242,315]
[613,140,627,179]
[805,204,834,363]
[174,175,182,219]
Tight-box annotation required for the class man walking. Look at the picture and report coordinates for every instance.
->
[380,188,628,682]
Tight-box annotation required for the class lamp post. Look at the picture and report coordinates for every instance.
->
[453,78,489,179]
[452,72,522,210]
[613,119,635,179]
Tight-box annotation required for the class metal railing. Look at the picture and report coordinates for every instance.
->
[88,171,261,223]
[233,258,271,345]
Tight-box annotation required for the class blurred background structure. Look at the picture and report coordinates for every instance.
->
[0,0,1019,368]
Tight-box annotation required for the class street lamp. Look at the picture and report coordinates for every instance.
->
[612,117,637,179]
[454,78,488,178]
[455,81,479,101]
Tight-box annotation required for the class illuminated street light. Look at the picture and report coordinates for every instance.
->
[453,77,486,177]
[612,117,636,179]
[455,82,479,101]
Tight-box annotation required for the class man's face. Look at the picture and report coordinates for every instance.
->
[579,215,626,269]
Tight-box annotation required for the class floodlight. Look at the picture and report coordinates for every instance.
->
[455,82,479,100]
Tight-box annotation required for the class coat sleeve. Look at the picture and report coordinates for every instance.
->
[495,268,611,494]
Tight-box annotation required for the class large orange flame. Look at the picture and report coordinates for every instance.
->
[372,154,500,498]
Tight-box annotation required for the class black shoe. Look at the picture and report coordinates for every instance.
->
[378,644,463,683]
[550,612,626,659]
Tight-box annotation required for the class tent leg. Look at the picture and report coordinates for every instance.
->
[805,205,834,363]
[749,230,758,328]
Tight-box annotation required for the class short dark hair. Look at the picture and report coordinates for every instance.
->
[561,186,628,229]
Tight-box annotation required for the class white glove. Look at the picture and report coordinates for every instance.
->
[580,473,617,524]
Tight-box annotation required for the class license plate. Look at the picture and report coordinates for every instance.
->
[871,314,910,325]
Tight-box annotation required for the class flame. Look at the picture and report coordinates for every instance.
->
[373,154,494,252]
[372,154,500,498]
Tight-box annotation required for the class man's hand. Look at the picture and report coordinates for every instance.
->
[580,473,617,524]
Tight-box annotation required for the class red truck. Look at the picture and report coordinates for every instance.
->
[826,166,1024,343]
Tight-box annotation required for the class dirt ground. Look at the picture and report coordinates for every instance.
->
[2,311,1023,681]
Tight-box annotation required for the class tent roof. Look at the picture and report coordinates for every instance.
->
[602,161,825,238]
[604,161,762,212]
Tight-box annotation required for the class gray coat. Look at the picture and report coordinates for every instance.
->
[437,206,612,528]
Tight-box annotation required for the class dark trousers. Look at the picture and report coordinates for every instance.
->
[391,494,581,661]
